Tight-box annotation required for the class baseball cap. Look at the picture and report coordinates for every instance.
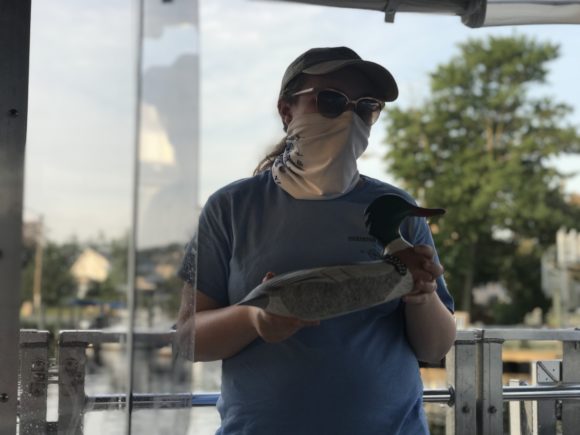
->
[280,46,398,102]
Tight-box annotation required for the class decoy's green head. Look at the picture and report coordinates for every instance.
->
[364,194,445,246]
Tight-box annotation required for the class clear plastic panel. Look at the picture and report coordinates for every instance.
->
[128,0,199,433]
[24,1,133,433]
[22,0,198,433]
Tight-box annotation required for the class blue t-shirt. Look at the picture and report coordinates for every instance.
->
[179,171,454,435]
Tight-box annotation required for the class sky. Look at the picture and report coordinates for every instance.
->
[23,0,580,244]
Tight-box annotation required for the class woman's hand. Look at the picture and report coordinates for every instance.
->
[394,245,456,362]
[249,272,320,343]
[393,245,444,305]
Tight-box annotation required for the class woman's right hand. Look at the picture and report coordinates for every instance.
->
[249,272,320,343]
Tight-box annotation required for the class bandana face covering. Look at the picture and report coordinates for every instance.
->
[271,111,370,200]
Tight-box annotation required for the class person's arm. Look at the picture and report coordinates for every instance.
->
[176,277,319,362]
[396,245,456,364]
[176,284,258,362]
[404,289,456,364]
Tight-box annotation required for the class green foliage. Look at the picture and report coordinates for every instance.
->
[383,35,580,322]
[20,244,35,303]
[20,240,81,307]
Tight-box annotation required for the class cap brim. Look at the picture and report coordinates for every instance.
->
[303,59,398,102]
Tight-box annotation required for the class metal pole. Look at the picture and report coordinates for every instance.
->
[84,389,455,412]
[0,0,31,433]
[534,360,559,435]
[503,385,580,401]
[508,379,527,435]
[562,341,580,433]
[126,0,145,432]
[446,330,479,435]
[480,335,504,435]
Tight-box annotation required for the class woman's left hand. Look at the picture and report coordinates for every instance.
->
[393,245,444,305]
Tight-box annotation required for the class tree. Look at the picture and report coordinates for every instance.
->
[383,35,580,321]
[20,239,81,321]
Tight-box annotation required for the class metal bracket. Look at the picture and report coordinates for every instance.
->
[384,0,402,23]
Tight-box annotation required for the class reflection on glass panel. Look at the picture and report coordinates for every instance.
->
[19,0,198,433]
[128,0,199,433]
[23,0,134,427]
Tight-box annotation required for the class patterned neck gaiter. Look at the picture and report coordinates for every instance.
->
[271,111,370,200]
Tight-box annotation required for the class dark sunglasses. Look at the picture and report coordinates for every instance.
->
[292,87,385,126]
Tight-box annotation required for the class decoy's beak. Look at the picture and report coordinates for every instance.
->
[408,204,446,218]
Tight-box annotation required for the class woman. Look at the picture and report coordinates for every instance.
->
[177,47,456,435]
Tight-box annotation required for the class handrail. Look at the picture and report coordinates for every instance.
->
[483,328,580,341]
[504,384,580,401]
[58,329,175,346]
[85,389,456,411]
[54,327,580,346]
[81,383,580,413]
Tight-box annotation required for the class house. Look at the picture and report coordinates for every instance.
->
[70,248,111,298]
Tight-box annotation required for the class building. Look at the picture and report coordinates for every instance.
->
[542,228,580,326]
[70,248,111,299]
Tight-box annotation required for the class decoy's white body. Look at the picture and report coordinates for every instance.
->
[238,258,413,321]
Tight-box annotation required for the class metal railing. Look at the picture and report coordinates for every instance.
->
[17,328,580,434]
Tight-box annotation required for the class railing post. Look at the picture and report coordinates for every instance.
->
[57,332,87,435]
[534,360,560,435]
[446,329,479,435]
[508,378,537,435]
[562,340,580,434]
[480,332,504,435]
[19,330,50,435]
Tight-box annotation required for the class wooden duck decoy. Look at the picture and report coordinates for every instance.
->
[238,194,445,321]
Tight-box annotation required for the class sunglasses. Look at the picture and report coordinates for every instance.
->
[292,87,385,126]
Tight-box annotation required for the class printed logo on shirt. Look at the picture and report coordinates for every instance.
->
[348,235,383,259]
